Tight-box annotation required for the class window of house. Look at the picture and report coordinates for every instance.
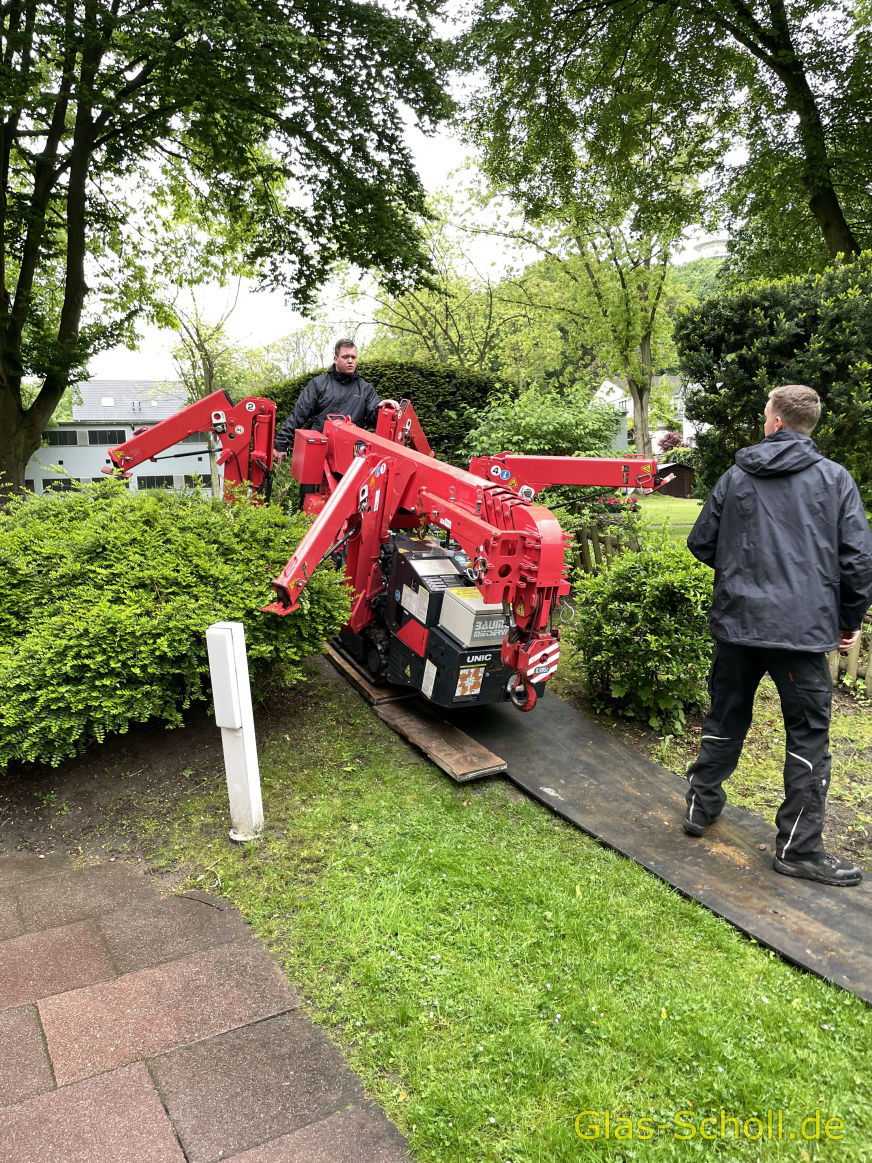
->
[137,475,175,490]
[181,433,208,444]
[42,477,78,491]
[184,474,213,489]
[24,480,35,492]
[89,429,127,445]
[100,396,115,407]
[43,430,78,446]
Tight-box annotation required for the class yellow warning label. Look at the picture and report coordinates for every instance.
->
[449,586,482,599]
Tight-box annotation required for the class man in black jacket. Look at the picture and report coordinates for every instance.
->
[683,384,872,886]
[273,338,397,459]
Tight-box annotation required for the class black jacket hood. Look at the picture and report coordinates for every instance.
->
[688,432,872,651]
[734,430,822,478]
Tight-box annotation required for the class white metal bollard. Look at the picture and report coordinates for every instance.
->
[206,621,264,842]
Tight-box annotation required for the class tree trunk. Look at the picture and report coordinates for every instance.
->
[0,407,46,500]
[626,378,653,457]
[786,75,859,259]
[760,0,860,259]
[206,433,221,495]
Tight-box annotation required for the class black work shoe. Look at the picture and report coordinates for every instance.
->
[683,811,718,837]
[773,852,863,887]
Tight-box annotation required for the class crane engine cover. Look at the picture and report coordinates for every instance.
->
[380,535,525,708]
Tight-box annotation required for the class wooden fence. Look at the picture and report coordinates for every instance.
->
[573,524,872,694]
[572,524,639,574]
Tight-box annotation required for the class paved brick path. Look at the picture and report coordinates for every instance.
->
[0,854,412,1162]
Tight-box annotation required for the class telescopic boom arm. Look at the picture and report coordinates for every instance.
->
[103,391,276,498]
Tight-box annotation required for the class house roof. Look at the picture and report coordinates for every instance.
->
[72,379,186,422]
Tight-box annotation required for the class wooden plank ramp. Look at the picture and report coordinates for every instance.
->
[375,700,507,782]
[322,645,506,780]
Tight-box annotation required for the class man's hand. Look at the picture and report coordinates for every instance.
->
[380,398,400,409]
[838,628,861,653]
[273,449,287,465]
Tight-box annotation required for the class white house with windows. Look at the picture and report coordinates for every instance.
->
[594,376,701,450]
[25,380,216,494]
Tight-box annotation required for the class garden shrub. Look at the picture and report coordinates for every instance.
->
[566,491,642,534]
[263,359,499,464]
[567,537,714,731]
[0,481,349,769]
[461,381,620,459]
[552,490,644,571]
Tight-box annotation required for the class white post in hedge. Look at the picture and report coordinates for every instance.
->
[206,621,263,842]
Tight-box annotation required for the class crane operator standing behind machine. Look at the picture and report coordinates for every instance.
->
[273,338,398,462]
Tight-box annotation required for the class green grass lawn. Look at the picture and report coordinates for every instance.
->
[137,666,872,1163]
[637,490,706,528]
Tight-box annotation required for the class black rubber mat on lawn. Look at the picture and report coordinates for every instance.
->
[446,693,872,1005]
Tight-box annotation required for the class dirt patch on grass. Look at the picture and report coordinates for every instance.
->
[0,704,223,861]
[0,670,332,864]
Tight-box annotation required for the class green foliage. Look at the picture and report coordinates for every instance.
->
[0,482,349,769]
[462,0,871,279]
[263,359,500,464]
[675,253,872,500]
[362,201,594,392]
[566,491,642,534]
[568,538,714,730]
[659,446,696,470]
[462,382,620,458]
[1,0,450,491]
[669,257,725,303]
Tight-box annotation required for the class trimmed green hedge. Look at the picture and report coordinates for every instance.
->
[263,359,500,463]
[567,538,714,731]
[0,482,349,769]
[676,254,872,499]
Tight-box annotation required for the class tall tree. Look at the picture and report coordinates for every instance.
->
[463,134,708,454]
[169,300,239,492]
[0,0,449,494]
[501,220,681,458]
[360,199,595,387]
[462,0,872,275]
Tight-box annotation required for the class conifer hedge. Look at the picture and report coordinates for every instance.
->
[264,359,499,463]
[676,254,872,500]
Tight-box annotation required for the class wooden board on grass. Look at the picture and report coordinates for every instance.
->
[324,643,416,705]
[375,700,507,782]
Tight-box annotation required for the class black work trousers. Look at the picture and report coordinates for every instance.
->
[685,641,832,861]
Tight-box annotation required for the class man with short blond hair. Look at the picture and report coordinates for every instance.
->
[683,384,872,886]
[765,384,821,434]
